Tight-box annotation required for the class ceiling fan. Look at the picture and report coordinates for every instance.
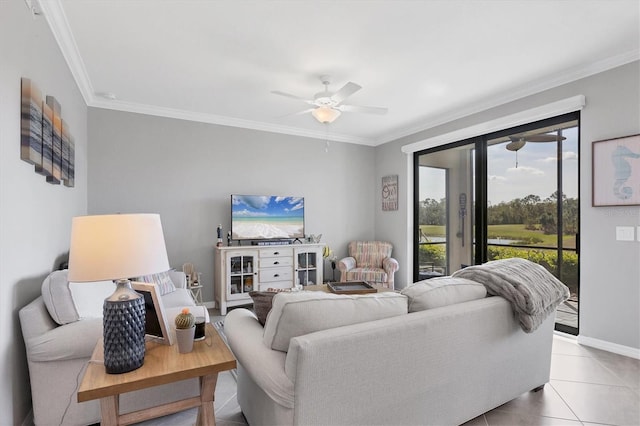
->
[506,133,566,167]
[271,76,388,124]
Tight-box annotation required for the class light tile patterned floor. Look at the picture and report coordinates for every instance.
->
[140,310,639,426]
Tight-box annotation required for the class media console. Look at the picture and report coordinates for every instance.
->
[214,243,324,315]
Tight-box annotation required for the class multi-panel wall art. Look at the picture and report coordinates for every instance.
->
[20,77,75,187]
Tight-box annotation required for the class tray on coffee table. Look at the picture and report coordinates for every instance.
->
[327,281,377,294]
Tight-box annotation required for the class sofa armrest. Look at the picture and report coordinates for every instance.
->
[168,270,187,289]
[26,317,102,362]
[224,309,294,409]
[19,296,58,343]
[337,256,356,272]
[383,257,399,274]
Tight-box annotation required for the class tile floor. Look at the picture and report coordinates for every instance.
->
[140,317,640,426]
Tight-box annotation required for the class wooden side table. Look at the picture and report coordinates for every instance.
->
[78,323,236,426]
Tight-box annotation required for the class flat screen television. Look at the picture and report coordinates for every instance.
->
[231,194,305,241]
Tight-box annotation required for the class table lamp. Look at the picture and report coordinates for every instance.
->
[68,214,170,374]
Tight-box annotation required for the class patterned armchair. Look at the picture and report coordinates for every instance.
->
[337,241,399,289]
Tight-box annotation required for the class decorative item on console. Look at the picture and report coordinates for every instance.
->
[308,234,322,243]
[217,224,223,247]
[323,245,338,282]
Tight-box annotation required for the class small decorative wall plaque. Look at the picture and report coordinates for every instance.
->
[382,174,398,211]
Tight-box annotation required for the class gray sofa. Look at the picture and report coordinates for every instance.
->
[19,269,208,426]
[225,277,558,426]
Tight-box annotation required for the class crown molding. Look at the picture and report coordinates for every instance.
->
[38,0,94,105]
[377,50,639,145]
[90,99,375,145]
[39,0,374,145]
[40,0,637,148]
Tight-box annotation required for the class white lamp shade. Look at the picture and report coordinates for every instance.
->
[312,107,341,123]
[68,214,170,282]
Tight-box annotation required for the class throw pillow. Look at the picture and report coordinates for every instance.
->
[400,277,486,312]
[249,291,276,326]
[263,291,408,352]
[136,270,176,295]
[41,270,79,325]
[68,280,115,319]
[249,288,295,326]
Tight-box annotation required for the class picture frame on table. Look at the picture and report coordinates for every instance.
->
[131,282,174,345]
[592,134,640,207]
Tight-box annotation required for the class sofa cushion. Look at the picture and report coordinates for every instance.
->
[343,268,387,283]
[263,291,408,352]
[41,270,79,325]
[136,270,176,295]
[401,277,486,312]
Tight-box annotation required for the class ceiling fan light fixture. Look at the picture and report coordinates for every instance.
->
[312,106,341,123]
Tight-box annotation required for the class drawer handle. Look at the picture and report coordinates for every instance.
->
[274,261,280,265]
[274,274,280,278]
[274,251,279,255]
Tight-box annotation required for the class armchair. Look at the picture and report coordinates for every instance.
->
[337,241,399,289]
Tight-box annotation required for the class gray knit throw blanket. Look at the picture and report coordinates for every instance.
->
[452,258,569,333]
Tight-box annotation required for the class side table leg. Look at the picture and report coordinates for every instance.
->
[99,395,119,426]
[196,373,219,426]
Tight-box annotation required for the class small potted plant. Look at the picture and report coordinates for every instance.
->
[175,308,195,353]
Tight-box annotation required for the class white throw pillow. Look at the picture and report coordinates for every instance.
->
[263,291,408,352]
[68,280,115,319]
[136,270,176,295]
[41,270,79,325]
[401,277,486,312]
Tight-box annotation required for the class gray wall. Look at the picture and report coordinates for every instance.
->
[375,61,640,351]
[4,2,637,420]
[87,109,376,300]
[0,1,88,424]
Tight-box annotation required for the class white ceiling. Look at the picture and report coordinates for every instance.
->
[38,0,639,146]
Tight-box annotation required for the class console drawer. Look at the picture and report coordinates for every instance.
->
[260,248,293,258]
[259,257,293,268]
[259,267,293,283]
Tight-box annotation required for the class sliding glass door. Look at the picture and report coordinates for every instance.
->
[414,113,579,334]
[415,142,476,278]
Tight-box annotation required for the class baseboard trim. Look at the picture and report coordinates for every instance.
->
[202,301,215,310]
[577,335,640,359]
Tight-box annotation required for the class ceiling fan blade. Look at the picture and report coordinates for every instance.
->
[506,140,526,151]
[525,134,567,142]
[271,90,314,104]
[330,82,362,104]
[337,104,388,115]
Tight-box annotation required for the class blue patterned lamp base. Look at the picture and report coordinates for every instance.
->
[103,290,146,374]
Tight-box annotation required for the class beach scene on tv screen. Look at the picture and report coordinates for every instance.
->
[232,195,304,240]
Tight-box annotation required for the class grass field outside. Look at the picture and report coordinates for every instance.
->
[418,223,578,293]
[420,224,576,248]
